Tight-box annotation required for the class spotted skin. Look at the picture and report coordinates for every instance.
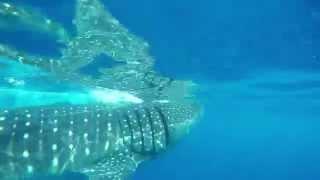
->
[0,101,200,179]
[0,104,116,178]
[0,0,201,179]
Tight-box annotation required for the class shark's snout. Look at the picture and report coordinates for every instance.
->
[162,101,202,144]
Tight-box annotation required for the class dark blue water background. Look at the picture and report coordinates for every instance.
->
[1,0,320,179]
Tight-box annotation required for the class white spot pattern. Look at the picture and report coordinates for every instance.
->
[22,150,30,158]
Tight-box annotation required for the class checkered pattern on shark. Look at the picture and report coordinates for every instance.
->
[0,101,200,179]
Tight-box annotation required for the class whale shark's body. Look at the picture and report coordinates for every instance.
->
[0,100,200,180]
[0,0,202,179]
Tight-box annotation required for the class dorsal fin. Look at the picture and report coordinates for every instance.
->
[0,0,176,100]
[60,0,153,72]
[0,2,70,43]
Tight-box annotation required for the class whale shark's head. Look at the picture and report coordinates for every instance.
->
[160,101,202,145]
[153,80,202,145]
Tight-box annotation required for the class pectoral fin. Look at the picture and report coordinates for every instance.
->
[81,151,140,180]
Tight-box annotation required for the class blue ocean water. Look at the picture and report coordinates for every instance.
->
[1,0,320,179]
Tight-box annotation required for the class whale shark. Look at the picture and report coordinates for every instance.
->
[0,0,202,179]
[0,99,201,180]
